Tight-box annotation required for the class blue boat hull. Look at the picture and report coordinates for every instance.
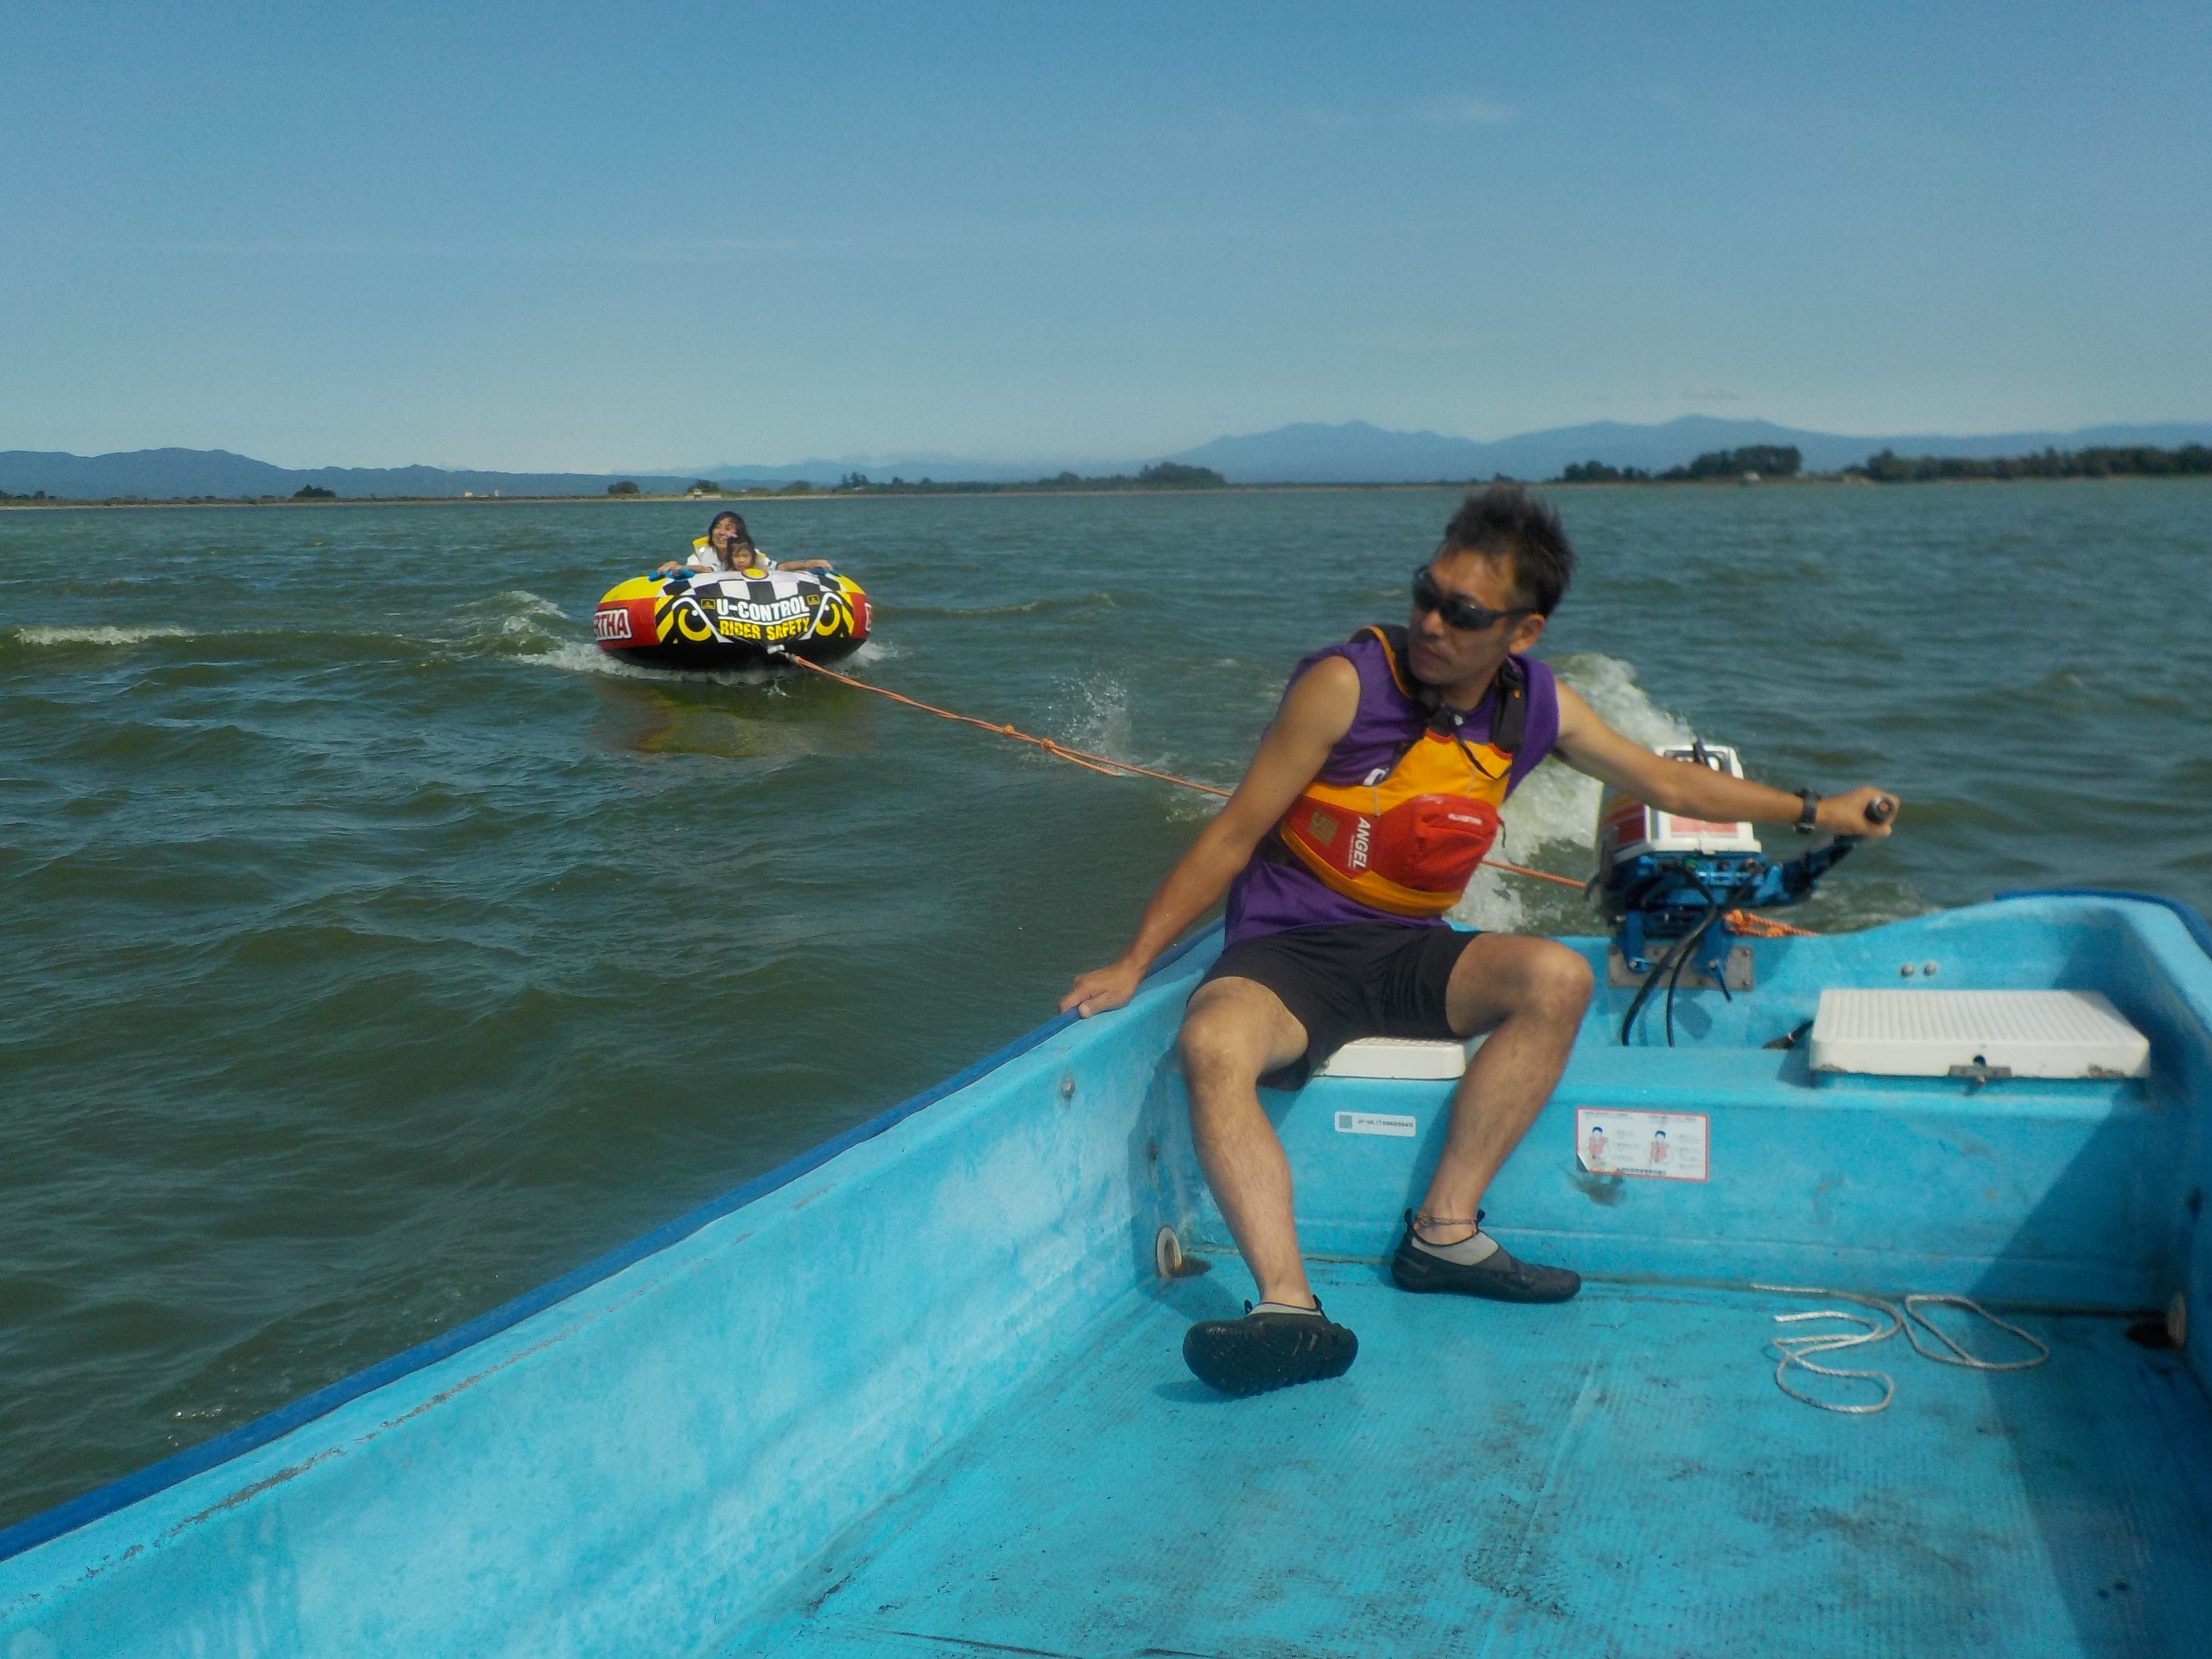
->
[4,896,2209,1655]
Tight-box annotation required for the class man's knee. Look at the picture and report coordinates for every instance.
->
[1520,940,1594,1019]
[1449,933,1595,1037]
[1178,1005,1259,1095]
[1180,979,1298,1099]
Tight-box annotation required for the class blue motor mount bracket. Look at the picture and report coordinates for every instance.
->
[1602,837,1862,980]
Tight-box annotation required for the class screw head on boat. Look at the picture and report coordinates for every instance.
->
[1059,1073,1076,1102]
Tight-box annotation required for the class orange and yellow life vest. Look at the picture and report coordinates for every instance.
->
[1270,626,1526,918]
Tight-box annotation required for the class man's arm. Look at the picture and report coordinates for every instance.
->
[1059,657,1362,1018]
[1552,684,1897,836]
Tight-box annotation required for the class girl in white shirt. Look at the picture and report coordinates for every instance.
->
[656,510,833,576]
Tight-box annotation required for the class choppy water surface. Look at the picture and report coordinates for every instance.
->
[3,483,2207,1527]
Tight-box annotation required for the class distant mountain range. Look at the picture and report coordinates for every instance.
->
[0,449,705,501]
[6,417,2210,500]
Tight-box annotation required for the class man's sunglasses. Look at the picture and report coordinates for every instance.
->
[1412,567,1531,633]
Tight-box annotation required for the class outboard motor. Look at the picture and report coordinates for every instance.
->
[1590,742,1889,1042]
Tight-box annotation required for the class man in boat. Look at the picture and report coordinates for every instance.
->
[655,511,835,577]
[1061,484,1898,1397]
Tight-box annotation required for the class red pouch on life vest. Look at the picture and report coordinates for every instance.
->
[1370,794,1502,893]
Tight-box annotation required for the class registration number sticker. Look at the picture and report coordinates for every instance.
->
[1334,1111,1417,1138]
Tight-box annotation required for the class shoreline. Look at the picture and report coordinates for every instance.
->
[7,473,2208,512]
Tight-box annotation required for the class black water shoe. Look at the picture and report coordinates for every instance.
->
[1390,1211,1581,1303]
[1183,1301,1358,1397]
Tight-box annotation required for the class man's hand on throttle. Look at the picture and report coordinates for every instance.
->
[1816,786,1899,838]
[1060,960,1144,1018]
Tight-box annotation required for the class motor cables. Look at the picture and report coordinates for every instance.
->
[1619,867,1734,1047]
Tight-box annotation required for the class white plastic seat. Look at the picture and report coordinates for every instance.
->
[1316,1037,1474,1080]
[1808,990,2150,1079]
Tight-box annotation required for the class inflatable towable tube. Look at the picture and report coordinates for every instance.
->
[592,567,872,670]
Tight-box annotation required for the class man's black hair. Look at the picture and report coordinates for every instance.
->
[1437,484,1576,616]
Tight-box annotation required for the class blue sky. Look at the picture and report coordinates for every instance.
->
[5,2,2207,470]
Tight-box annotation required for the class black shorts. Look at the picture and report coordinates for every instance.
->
[1196,923,1478,1088]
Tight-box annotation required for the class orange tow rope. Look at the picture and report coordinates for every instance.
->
[786,656,1234,794]
[1726,910,1819,939]
[786,655,1817,937]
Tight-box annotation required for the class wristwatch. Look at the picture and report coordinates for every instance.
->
[1794,789,1821,835]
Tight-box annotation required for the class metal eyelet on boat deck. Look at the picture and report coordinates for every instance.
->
[1153,1226,1183,1279]
[1153,1225,1211,1280]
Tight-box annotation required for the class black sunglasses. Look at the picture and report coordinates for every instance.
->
[1412,567,1531,633]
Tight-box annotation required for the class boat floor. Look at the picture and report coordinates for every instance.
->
[731,1264,2212,1659]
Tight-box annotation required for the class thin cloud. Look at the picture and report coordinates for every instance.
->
[1359,324,1485,354]
[1419,96,1516,128]
[40,221,1209,265]
[1683,388,1744,403]
[44,230,865,262]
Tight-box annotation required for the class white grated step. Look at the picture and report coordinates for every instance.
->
[1808,990,2150,1079]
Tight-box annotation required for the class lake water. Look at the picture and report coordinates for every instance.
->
[3,481,2207,1529]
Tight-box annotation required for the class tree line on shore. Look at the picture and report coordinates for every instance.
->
[825,462,1230,496]
[1857,444,2212,482]
[1558,445,1804,484]
[1553,441,2212,485]
[599,463,1230,499]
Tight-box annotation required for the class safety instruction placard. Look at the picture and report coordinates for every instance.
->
[1575,1108,1708,1182]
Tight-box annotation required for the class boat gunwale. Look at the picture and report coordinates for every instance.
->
[0,930,1218,1566]
[1997,886,2212,963]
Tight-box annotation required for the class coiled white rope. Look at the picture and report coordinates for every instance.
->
[1753,1284,2049,1414]
[1900,1293,2052,1371]
[1756,1286,1904,1414]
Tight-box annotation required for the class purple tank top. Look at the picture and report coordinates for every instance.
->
[1223,631,1560,945]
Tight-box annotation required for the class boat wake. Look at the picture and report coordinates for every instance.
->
[9,624,197,649]
[518,611,898,688]
[1061,675,1134,760]
[886,592,1118,621]
[1046,673,1235,818]
[454,590,572,652]
[526,640,782,687]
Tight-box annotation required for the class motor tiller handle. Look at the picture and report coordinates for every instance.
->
[1833,794,1896,848]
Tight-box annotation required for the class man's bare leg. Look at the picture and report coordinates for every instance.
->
[1416,933,1594,1244]
[1178,976,1360,1396]
[1177,977,1313,1306]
